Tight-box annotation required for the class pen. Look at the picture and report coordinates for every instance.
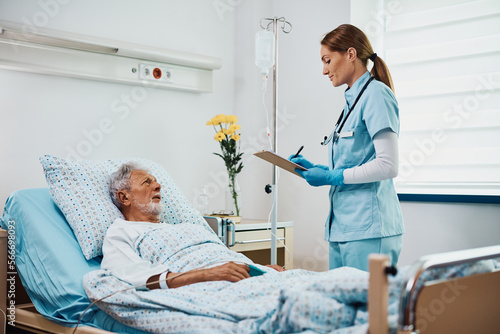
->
[292,145,304,159]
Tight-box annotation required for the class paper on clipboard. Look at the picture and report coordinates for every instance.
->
[253,150,307,177]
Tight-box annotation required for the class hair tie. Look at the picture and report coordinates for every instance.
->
[369,53,377,61]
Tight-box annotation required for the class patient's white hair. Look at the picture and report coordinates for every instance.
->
[109,162,151,209]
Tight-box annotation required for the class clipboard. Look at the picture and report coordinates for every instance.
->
[253,150,307,177]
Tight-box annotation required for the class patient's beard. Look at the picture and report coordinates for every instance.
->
[133,199,164,218]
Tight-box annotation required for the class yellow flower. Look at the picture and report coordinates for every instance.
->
[214,131,225,142]
[225,115,238,124]
[229,124,241,131]
[207,114,241,141]
[207,114,240,127]
[208,114,225,126]
[225,124,240,136]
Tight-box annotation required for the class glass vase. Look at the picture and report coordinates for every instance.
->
[225,178,241,217]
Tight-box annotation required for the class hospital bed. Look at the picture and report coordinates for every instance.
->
[2,152,500,333]
[1,188,499,333]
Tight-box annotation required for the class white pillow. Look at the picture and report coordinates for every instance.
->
[39,155,210,260]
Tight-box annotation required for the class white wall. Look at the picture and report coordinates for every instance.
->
[0,0,237,214]
[0,0,498,272]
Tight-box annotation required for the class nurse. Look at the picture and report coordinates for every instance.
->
[291,24,404,271]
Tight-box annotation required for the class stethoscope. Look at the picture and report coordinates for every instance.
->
[321,76,375,146]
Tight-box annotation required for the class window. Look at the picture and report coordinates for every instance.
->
[353,0,500,201]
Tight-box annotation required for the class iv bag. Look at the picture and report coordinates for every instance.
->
[255,30,275,75]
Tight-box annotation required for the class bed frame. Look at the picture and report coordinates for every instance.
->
[368,245,500,334]
[1,228,499,334]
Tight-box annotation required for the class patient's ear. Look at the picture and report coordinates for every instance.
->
[117,190,131,207]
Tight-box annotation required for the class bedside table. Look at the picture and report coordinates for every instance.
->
[228,219,294,269]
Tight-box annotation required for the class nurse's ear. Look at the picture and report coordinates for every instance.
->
[346,47,358,61]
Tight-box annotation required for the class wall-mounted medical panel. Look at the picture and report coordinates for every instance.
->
[0,23,222,93]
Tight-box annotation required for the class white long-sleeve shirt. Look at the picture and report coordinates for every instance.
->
[343,130,398,184]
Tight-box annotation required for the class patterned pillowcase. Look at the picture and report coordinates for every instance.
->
[39,155,210,260]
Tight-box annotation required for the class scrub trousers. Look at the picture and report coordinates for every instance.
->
[329,235,402,271]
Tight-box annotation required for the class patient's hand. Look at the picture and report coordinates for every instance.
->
[204,262,251,282]
[164,262,250,289]
[266,264,285,272]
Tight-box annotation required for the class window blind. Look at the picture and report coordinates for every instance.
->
[375,0,500,197]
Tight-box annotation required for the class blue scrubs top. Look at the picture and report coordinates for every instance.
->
[325,71,404,242]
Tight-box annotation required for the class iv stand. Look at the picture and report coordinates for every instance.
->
[260,17,292,265]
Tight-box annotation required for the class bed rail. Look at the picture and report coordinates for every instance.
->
[397,245,500,333]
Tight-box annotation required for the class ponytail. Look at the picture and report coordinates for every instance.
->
[321,24,395,93]
[370,55,395,93]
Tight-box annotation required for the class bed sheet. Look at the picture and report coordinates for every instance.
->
[84,267,367,333]
[0,188,148,333]
[84,259,498,334]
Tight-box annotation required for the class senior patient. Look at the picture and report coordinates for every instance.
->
[102,162,281,290]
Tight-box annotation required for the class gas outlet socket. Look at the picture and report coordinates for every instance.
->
[138,63,173,83]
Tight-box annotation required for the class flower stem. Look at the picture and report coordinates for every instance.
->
[229,174,240,216]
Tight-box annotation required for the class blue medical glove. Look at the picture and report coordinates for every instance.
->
[295,167,345,187]
[288,154,315,169]
[315,164,329,171]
